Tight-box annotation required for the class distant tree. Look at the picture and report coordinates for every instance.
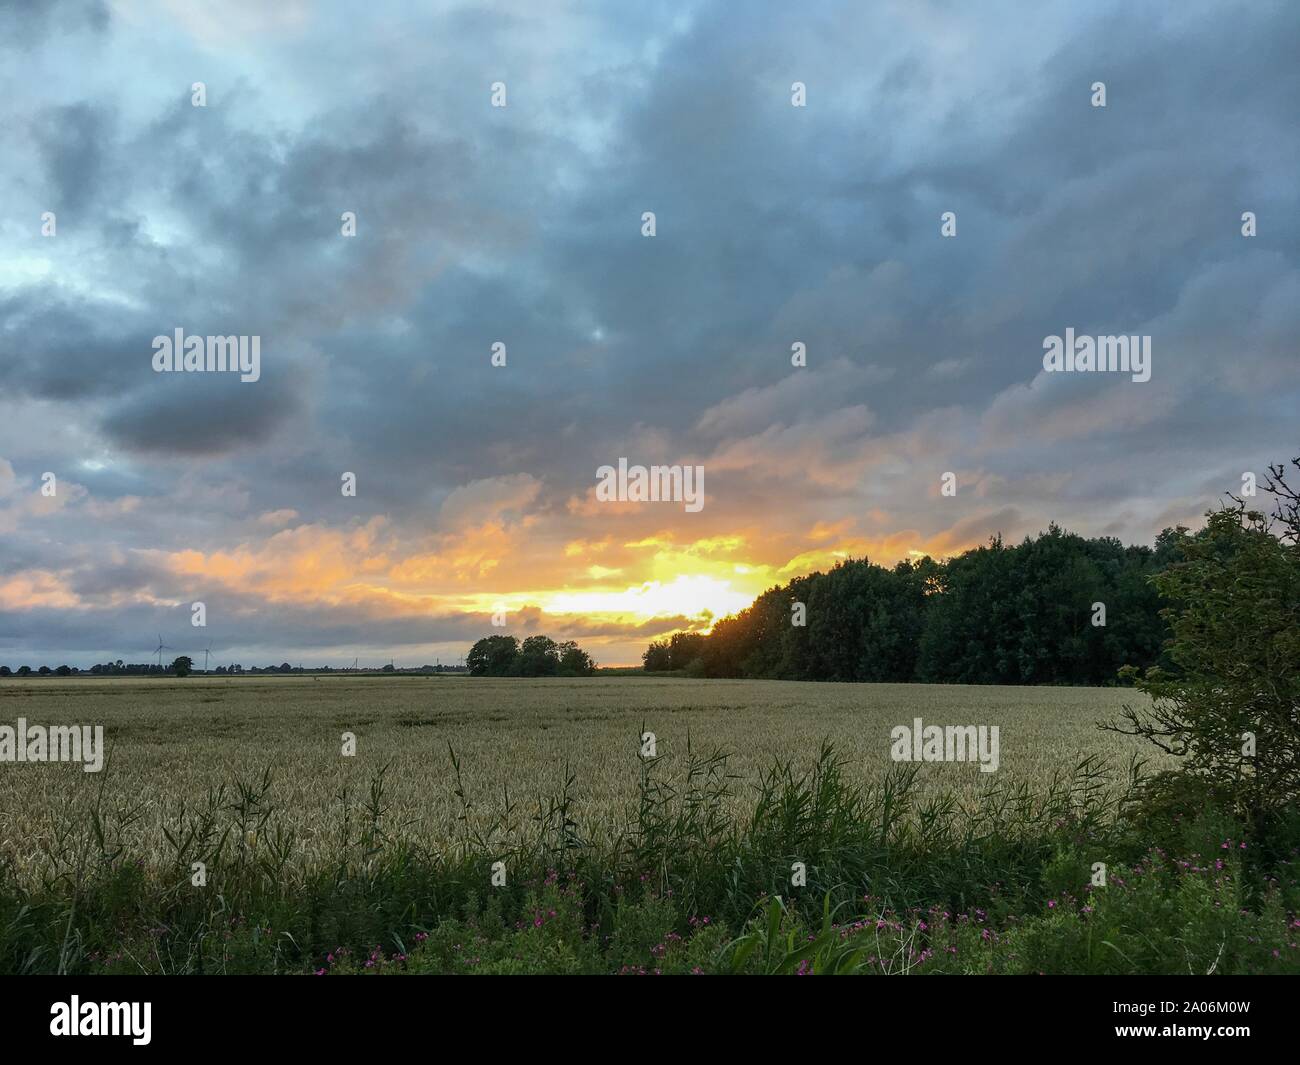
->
[642,639,672,672]
[467,634,520,676]
[514,635,560,676]
[557,640,597,676]
[17,666,32,676]
[38,666,52,676]
[171,656,193,677]
[467,634,596,677]
[640,631,707,672]
[55,665,72,676]
[0,666,9,676]
[667,632,706,670]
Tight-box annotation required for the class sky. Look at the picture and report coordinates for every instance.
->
[0,0,1296,669]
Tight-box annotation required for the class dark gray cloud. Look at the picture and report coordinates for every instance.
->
[100,366,306,455]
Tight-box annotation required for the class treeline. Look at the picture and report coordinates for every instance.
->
[467,635,598,677]
[645,525,1184,685]
[0,664,82,677]
[0,660,196,677]
[0,661,471,678]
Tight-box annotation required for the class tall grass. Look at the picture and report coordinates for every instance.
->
[6,737,1293,974]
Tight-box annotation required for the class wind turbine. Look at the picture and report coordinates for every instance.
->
[202,645,212,672]
[153,635,171,669]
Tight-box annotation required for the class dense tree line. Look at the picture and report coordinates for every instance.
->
[467,635,598,677]
[645,525,1185,685]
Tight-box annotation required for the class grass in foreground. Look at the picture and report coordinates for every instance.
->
[2,744,1296,975]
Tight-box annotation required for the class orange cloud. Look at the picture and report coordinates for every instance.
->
[0,571,80,610]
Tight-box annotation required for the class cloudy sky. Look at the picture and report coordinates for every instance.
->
[1,0,1296,668]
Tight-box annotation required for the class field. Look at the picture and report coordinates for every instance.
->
[3,675,1297,976]
[0,675,1160,884]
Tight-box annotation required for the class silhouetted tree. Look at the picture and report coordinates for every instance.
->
[468,634,598,677]
[642,639,672,671]
[558,641,597,676]
[467,634,520,676]
[515,635,560,676]
[667,632,706,670]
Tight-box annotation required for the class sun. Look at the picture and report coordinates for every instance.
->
[540,573,756,627]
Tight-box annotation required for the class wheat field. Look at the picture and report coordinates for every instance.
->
[0,675,1162,884]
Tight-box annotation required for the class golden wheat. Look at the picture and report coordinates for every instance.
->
[0,675,1162,885]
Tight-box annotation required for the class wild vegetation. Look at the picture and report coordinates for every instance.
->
[0,717,1295,975]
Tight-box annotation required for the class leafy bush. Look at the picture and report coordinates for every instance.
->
[1104,460,1300,823]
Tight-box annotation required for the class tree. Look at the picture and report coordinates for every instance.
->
[667,631,706,670]
[1258,455,1300,545]
[38,666,52,676]
[558,640,597,676]
[642,639,672,671]
[0,667,10,676]
[171,656,193,677]
[515,635,560,676]
[1103,456,1300,822]
[17,666,31,676]
[467,634,520,676]
[467,634,597,677]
